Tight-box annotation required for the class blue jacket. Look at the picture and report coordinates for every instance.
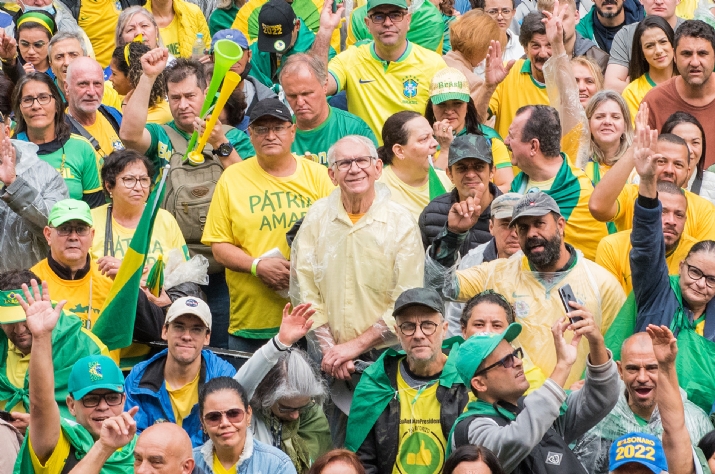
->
[192,433,297,474]
[630,196,715,339]
[124,349,236,447]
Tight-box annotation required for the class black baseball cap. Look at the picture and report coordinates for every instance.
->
[257,0,297,54]
[248,98,293,126]
[509,191,562,227]
[393,288,445,317]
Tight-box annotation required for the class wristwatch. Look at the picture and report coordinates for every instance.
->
[213,142,234,158]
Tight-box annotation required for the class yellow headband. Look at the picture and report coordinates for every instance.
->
[123,34,144,66]
[17,12,55,36]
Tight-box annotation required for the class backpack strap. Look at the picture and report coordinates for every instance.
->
[103,204,114,257]
[66,114,102,153]
[161,124,189,163]
[98,105,123,132]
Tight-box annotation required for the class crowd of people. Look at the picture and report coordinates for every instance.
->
[4,0,715,471]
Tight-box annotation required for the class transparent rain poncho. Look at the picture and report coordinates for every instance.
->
[426,248,626,388]
[0,140,68,272]
[571,381,714,474]
[290,183,425,356]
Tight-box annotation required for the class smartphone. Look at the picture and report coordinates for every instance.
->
[558,284,582,323]
[332,0,340,13]
[0,410,13,422]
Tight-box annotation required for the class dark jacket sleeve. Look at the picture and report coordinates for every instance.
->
[132,291,165,343]
[418,206,431,250]
[355,425,380,474]
[82,190,106,209]
[630,196,678,332]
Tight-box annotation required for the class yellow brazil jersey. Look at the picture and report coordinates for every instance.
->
[82,113,124,164]
[160,16,181,57]
[90,204,189,269]
[622,74,655,125]
[393,360,445,474]
[103,81,123,109]
[596,229,698,295]
[103,83,172,124]
[328,41,447,143]
[676,0,697,19]
[78,0,120,67]
[377,166,454,222]
[166,370,200,427]
[202,155,335,338]
[614,184,715,242]
[213,453,237,474]
[29,429,72,474]
[488,59,549,143]
[0,342,29,412]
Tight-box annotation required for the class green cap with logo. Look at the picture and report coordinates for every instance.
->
[455,323,522,386]
[449,134,493,167]
[367,0,408,11]
[0,289,27,324]
[48,199,93,227]
[68,355,124,400]
[429,67,470,105]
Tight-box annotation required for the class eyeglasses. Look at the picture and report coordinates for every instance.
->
[19,40,47,50]
[203,408,246,426]
[20,93,53,108]
[685,262,715,288]
[251,125,292,136]
[485,7,513,16]
[398,320,439,336]
[333,156,375,172]
[81,392,124,408]
[120,176,152,189]
[368,11,406,24]
[475,347,523,376]
[53,224,91,237]
[277,399,316,414]
[168,322,208,337]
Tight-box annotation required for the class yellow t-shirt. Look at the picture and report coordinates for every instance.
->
[160,16,181,57]
[0,342,29,412]
[201,155,335,338]
[377,166,454,222]
[166,370,200,427]
[614,184,715,242]
[29,430,72,474]
[596,230,698,295]
[90,204,189,270]
[393,361,445,474]
[82,113,124,164]
[622,74,655,125]
[489,59,550,143]
[328,42,447,143]
[103,83,172,125]
[525,176,556,192]
[676,0,697,19]
[102,81,123,109]
[78,0,120,67]
[213,453,237,474]
[347,212,364,224]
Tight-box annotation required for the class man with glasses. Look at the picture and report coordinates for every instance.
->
[448,318,619,473]
[124,296,236,447]
[204,98,333,354]
[343,287,469,473]
[290,134,423,446]
[311,0,447,142]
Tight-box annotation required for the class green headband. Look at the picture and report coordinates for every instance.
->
[0,289,27,325]
[17,11,56,36]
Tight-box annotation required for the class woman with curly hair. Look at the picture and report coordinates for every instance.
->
[107,41,172,124]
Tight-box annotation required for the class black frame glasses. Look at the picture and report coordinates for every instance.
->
[685,262,715,288]
[81,392,124,408]
[368,10,406,24]
[398,320,439,337]
[20,93,53,108]
[203,408,246,426]
[475,347,523,376]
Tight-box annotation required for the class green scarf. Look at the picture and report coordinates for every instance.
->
[270,415,311,474]
[510,154,581,221]
[15,417,136,474]
[0,309,105,419]
[344,337,464,452]
[604,276,715,412]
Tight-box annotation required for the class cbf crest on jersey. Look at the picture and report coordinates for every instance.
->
[403,76,419,99]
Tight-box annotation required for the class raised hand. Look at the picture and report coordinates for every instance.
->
[646,324,678,366]
[319,0,345,33]
[484,40,515,87]
[98,406,139,451]
[541,0,568,54]
[140,48,169,79]
[0,135,17,186]
[632,121,660,182]
[634,102,649,135]
[277,303,315,346]
[0,31,17,62]
[16,280,65,338]
[552,316,581,368]
[446,194,483,233]
[565,301,602,346]
[433,120,454,149]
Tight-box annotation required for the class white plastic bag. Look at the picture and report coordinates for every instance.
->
[163,248,209,289]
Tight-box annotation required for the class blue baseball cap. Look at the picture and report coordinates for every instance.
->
[211,29,249,51]
[609,433,667,473]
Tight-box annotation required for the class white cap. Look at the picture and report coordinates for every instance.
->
[165,297,212,330]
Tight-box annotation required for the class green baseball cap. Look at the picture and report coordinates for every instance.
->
[449,134,493,167]
[455,323,522,387]
[367,0,408,11]
[48,199,93,227]
[0,289,27,324]
[68,355,124,400]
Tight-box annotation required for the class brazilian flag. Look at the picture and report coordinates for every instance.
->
[92,166,169,350]
[428,159,446,200]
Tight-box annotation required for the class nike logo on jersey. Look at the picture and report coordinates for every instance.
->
[359,78,375,84]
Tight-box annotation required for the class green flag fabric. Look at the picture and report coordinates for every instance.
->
[0,309,105,420]
[428,163,447,200]
[92,166,169,350]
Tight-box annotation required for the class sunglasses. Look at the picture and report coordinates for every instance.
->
[475,347,524,376]
[203,408,246,426]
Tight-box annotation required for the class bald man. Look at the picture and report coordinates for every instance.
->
[572,333,713,474]
[64,56,124,160]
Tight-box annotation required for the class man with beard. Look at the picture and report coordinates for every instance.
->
[596,182,698,294]
[426,191,625,388]
[576,0,643,53]
[572,332,712,474]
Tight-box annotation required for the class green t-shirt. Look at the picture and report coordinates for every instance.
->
[292,107,378,166]
[144,121,255,176]
[209,4,239,37]
[16,133,101,200]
